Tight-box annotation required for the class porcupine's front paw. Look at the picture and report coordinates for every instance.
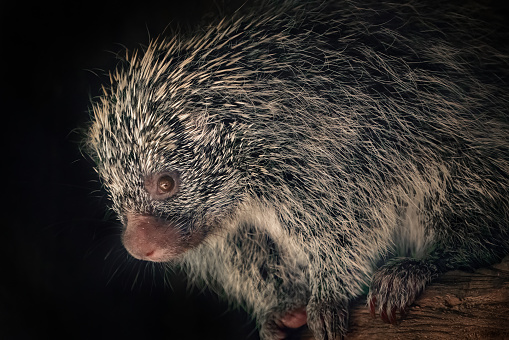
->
[306,296,349,340]
[368,257,439,323]
[259,307,308,340]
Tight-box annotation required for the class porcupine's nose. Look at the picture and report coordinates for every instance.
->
[122,213,182,262]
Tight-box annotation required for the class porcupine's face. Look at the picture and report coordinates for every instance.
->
[88,71,244,263]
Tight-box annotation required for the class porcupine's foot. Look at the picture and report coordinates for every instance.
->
[259,307,308,340]
[278,306,308,329]
[307,296,349,340]
[368,257,439,323]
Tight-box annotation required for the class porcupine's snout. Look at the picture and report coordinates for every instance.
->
[123,213,184,262]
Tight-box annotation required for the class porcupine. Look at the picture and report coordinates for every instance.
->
[86,0,509,339]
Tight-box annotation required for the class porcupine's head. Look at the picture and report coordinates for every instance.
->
[87,39,246,262]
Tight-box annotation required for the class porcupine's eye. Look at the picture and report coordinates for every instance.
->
[144,172,179,200]
[157,175,175,194]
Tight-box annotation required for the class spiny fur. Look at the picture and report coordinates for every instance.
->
[87,0,509,339]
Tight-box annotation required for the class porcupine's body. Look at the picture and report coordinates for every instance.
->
[87,1,509,339]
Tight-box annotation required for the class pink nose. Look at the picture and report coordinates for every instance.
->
[122,213,182,262]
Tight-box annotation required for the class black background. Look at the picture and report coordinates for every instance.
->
[2,1,257,339]
[2,1,508,340]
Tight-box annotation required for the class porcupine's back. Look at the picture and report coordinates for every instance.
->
[176,0,509,315]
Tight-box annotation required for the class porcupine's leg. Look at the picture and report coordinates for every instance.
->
[367,161,509,323]
[306,295,350,340]
[225,219,312,340]
[367,257,439,323]
[253,270,311,340]
[305,257,362,340]
[368,223,509,323]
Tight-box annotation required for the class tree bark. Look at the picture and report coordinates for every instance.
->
[301,256,509,340]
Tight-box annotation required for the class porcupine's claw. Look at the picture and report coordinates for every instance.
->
[368,258,439,324]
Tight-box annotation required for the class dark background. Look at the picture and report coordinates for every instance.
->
[2,1,508,340]
[2,1,257,339]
